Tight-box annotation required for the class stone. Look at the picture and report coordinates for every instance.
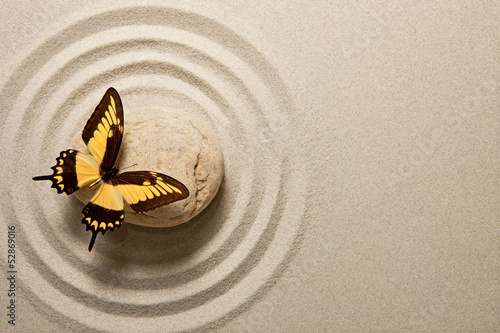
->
[70,107,224,227]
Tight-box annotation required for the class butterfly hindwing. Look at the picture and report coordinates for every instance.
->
[112,171,189,213]
[32,149,100,195]
[81,87,123,170]
[82,182,125,251]
[32,149,80,194]
[81,171,189,251]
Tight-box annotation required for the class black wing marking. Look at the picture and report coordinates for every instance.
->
[33,149,81,195]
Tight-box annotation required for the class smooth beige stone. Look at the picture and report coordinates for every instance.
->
[70,107,223,227]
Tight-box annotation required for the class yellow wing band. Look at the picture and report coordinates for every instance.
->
[75,152,100,187]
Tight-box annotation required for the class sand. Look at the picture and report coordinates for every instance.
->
[0,1,498,332]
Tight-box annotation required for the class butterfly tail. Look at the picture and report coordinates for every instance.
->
[32,175,53,181]
[88,231,98,252]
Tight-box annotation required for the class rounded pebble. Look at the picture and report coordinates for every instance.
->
[70,107,224,227]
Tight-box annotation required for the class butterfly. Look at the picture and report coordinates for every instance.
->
[33,88,189,251]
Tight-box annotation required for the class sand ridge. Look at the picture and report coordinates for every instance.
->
[1,4,307,333]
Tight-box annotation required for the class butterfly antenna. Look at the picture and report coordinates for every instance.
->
[88,231,98,252]
[33,175,52,181]
[121,163,138,170]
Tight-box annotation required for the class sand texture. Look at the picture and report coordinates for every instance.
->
[0,1,498,332]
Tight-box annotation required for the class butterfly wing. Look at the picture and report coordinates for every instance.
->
[82,171,189,251]
[82,182,125,251]
[32,149,100,195]
[112,171,189,213]
[81,87,124,171]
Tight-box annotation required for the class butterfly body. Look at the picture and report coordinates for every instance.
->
[102,167,119,181]
[33,88,189,251]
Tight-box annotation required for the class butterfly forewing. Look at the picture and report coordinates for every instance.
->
[112,171,189,213]
[81,87,124,171]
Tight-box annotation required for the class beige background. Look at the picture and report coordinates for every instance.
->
[1,1,498,332]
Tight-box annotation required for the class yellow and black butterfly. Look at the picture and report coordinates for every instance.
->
[33,88,189,251]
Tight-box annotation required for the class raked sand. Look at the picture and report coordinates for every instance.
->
[0,1,498,332]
